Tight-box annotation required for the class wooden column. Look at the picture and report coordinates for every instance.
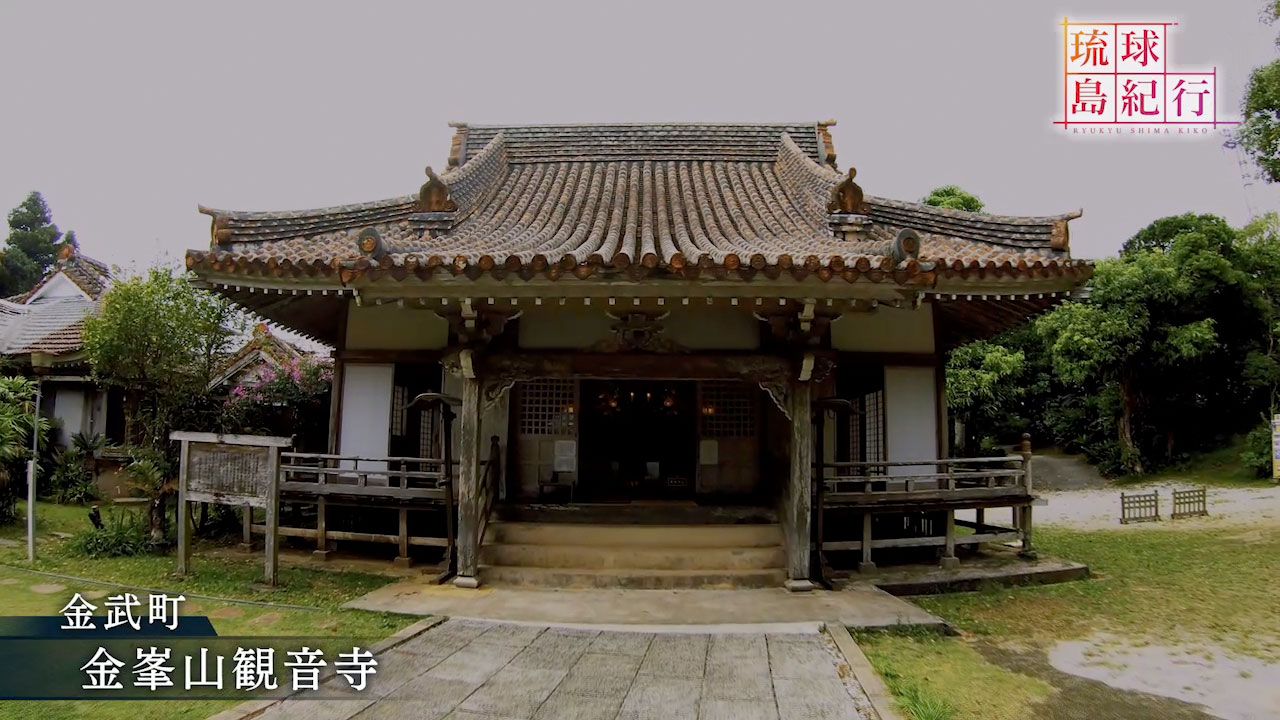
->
[783,380,813,592]
[858,511,875,573]
[327,360,344,454]
[453,375,483,588]
[312,497,329,560]
[1019,433,1036,559]
[176,439,191,575]
[240,504,253,551]
[940,509,959,569]
[394,508,412,568]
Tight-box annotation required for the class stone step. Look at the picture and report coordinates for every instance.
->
[478,542,786,570]
[483,521,784,548]
[477,565,788,590]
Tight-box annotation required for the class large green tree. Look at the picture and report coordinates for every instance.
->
[1037,214,1273,473]
[950,212,1280,476]
[1236,2,1280,181]
[922,185,985,213]
[2,192,71,296]
[84,268,241,448]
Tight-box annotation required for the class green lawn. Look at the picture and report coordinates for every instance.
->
[857,523,1280,720]
[0,501,418,720]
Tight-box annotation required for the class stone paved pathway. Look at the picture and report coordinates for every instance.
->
[254,619,872,720]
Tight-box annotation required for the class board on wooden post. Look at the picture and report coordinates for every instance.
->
[171,431,292,586]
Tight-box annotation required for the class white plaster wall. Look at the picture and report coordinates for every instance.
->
[52,388,87,446]
[345,303,449,350]
[884,365,939,475]
[28,273,88,301]
[830,305,934,353]
[517,307,758,350]
[338,363,394,470]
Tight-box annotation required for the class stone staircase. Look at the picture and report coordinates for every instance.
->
[477,520,788,589]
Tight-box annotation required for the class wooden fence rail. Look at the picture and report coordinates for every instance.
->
[1120,490,1160,524]
[1171,487,1208,519]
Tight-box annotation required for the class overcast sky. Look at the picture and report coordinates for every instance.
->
[1,0,1277,270]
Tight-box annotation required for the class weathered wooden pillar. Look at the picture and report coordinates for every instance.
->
[1019,433,1036,559]
[240,504,253,551]
[858,511,875,573]
[394,508,412,568]
[940,509,959,569]
[783,380,814,592]
[453,374,483,588]
[312,497,329,560]
[176,439,191,575]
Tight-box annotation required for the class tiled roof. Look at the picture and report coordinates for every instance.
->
[20,249,112,302]
[209,323,315,390]
[450,122,827,165]
[188,122,1089,286]
[0,297,98,357]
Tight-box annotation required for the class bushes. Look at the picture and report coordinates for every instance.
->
[1240,420,1275,478]
[69,508,151,558]
[48,447,98,504]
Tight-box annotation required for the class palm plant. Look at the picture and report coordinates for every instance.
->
[123,455,175,542]
[0,377,49,524]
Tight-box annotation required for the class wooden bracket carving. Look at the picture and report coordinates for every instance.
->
[588,311,687,353]
[414,166,457,213]
[754,309,831,346]
[826,168,867,214]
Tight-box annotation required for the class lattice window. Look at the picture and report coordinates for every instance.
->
[518,380,577,436]
[863,389,885,465]
[699,381,757,438]
[840,389,886,476]
[390,385,408,436]
[417,409,437,458]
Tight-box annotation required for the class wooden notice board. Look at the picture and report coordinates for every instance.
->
[171,431,292,585]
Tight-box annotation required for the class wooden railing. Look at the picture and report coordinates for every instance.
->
[279,453,452,500]
[811,434,1038,580]
[240,451,495,578]
[819,455,1031,506]
[475,436,502,551]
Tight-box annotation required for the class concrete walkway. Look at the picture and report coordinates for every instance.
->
[343,583,944,631]
[252,618,874,720]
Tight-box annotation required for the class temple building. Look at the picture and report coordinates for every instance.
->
[186,122,1090,591]
[0,247,125,447]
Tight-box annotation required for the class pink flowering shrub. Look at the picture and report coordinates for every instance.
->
[220,356,332,448]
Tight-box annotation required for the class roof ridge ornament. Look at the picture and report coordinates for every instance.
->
[826,168,867,214]
[409,166,458,233]
[414,166,457,213]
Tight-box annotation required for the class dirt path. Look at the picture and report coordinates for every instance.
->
[961,483,1280,531]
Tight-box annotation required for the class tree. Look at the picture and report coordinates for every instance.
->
[84,269,241,448]
[922,185,985,213]
[1122,213,1235,256]
[0,376,50,524]
[1036,215,1267,473]
[946,341,1025,452]
[1235,2,1280,181]
[2,192,70,296]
